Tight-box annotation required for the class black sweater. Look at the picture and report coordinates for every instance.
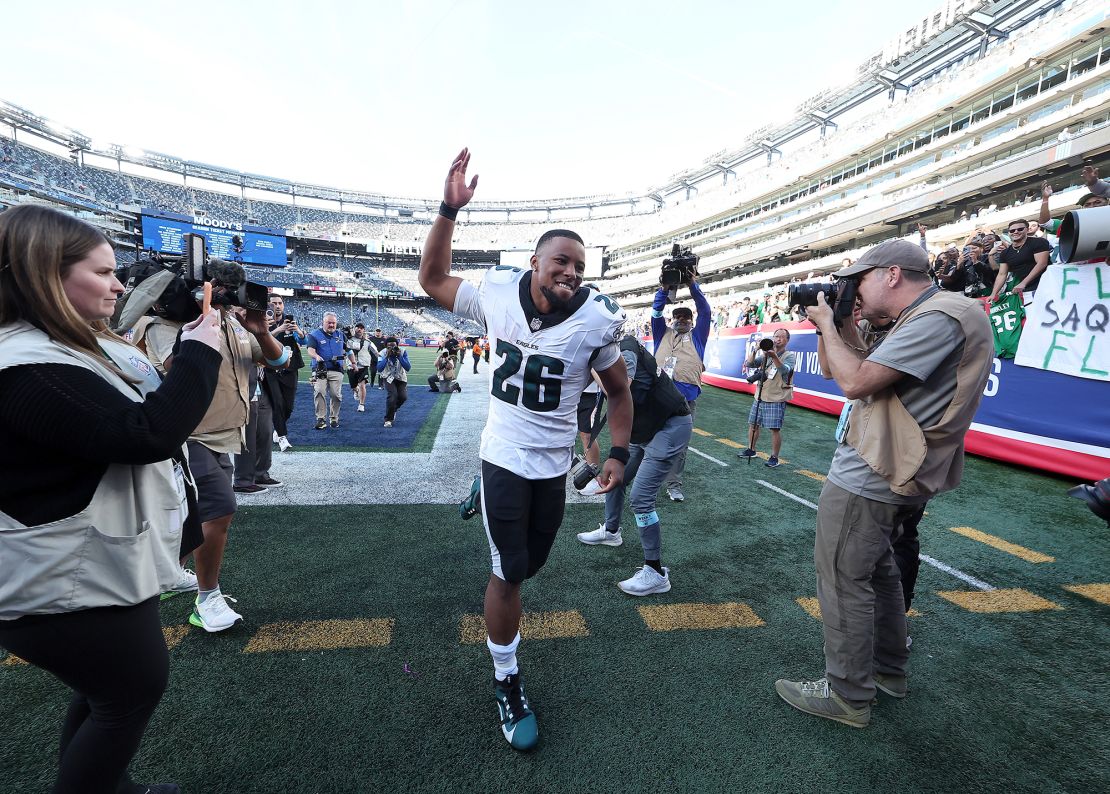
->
[0,340,222,526]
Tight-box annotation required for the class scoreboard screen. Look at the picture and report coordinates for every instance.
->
[141,210,288,267]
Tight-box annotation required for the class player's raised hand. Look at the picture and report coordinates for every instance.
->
[444,148,479,210]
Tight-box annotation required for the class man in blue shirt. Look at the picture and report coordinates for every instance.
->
[307,312,346,430]
[651,276,710,502]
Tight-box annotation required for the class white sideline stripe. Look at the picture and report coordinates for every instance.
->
[756,480,996,591]
[757,480,818,509]
[918,554,995,592]
[688,446,728,467]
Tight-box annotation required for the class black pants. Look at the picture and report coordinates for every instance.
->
[0,598,169,794]
[385,380,408,421]
[261,372,287,438]
[273,368,300,430]
[368,354,379,386]
[892,503,925,611]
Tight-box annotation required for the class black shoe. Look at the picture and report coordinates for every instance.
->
[331,418,339,428]
[315,418,326,430]
[233,484,268,494]
[256,476,284,488]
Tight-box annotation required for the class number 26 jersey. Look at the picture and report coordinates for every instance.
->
[453,266,625,479]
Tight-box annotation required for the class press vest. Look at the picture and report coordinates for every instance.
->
[753,349,795,403]
[0,322,188,618]
[844,290,992,498]
[622,337,691,445]
[654,329,704,388]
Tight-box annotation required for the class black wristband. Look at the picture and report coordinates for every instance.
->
[439,202,460,221]
[607,446,630,465]
[814,328,822,336]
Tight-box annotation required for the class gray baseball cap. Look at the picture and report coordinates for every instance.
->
[834,239,931,279]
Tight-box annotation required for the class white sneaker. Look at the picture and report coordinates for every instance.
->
[161,567,198,600]
[577,523,622,546]
[357,404,365,412]
[189,593,243,632]
[384,420,392,428]
[618,565,671,596]
[277,436,292,452]
[579,479,604,496]
[272,430,279,443]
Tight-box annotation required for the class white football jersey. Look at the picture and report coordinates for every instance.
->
[453,266,625,479]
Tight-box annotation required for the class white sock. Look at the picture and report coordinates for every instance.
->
[487,632,521,681]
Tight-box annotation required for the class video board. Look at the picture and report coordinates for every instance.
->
[140,209,288,267]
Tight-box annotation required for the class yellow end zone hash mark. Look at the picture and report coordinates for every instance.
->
[637,602,765,631]
[796,597,918,620]
[244,618,395,653]
[459,610,589,644]
[163,626,189,651]
[795,470,827,482]
[936,588,1062,613]
[3,654,27,666]
[948,526,1054,563]
[1063,583,1110,605]
[692,428,714,437]
[715,438,745,449]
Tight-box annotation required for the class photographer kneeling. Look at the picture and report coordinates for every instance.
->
[0,205,223,793]
[576,335,692,596]
[428,347,461,392]
[737,329,795,467]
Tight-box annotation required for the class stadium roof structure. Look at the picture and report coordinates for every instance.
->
[0,0,1068,219]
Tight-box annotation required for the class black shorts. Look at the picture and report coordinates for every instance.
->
[576,390,601,434]
[187,440,236,523]
[480,460,566,584]
[348,367,369,388]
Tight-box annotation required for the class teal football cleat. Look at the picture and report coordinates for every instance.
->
[494,673,538,751]
[460,475,481,520]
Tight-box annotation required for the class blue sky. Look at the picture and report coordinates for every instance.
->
[5,0,944,199]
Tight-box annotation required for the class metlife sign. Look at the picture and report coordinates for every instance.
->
[140,209,288,267]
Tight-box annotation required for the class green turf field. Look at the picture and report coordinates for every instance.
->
[2,380,1108,793]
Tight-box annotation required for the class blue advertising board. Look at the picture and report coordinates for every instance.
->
[140,210,287,267]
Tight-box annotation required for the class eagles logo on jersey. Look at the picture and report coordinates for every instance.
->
[453,266,625,479]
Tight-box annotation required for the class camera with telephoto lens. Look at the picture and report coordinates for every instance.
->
[745,337,776,383]
[787,279,859,328]
[660,243,699,302]
[570,454,600,492]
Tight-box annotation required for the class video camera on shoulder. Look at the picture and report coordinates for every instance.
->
[660,243,699,302]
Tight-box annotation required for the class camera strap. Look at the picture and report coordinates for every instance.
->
[585,391,609,449]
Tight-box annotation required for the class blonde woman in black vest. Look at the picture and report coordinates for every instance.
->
[0,205,222,793]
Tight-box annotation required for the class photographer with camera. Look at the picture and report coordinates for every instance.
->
[307,312,346,429]
[144,258,291,633]
[576,335,692,595]
[775,239,991,728]
[346,323,375,413]
[428,347,460,393]
[268,295,305,450]
[651,252,709,503]
[736,329,796,467]
[377,336,411,427]
[0,205,223,793]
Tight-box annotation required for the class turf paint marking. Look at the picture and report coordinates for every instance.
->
[1063,583,1110,605]
[936,588,1062,613]
[795,597,919,620]
[692,428,714,437]
[2,654,27,666]
[163,626,189,651]
[757,480,818,509]
[715,437,745,449]
[757,480,998,591]
[795,469,827,482]
[243,618,394,653]
[687,446,728,467]
[459,610,589,644]
[638,602,765,631]
[947,526,1055,564]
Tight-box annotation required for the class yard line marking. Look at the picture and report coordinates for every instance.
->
[919,554,994,591]
[757,480,818,509]
[715,437,745,448]
[1063,583,1110,605]
[244,618,394,653]
[688,446,728,467]
[692,428,714,437]
[459,610,589,644]
[638,602,765,631]
[936,588,1061,613]
[795,469,827,482]
[757,480,997,591]
[947,526,1055,563]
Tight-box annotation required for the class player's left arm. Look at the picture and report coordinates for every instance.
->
[594,359,632,494]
